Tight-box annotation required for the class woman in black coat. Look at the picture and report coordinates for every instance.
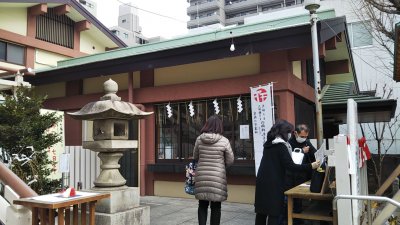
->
[254,120,320,225]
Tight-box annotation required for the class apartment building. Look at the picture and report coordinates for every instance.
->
[186,0,303,29]
[109,3,149,46]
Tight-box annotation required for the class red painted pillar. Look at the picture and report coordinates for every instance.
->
[139,105,155,196]
[276,91,295,125]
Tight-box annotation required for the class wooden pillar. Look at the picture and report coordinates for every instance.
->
[128,72,134,103]
[140,105,155,196]
[276,91,295,125]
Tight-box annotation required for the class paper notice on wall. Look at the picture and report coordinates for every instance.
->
[240,125,249,139]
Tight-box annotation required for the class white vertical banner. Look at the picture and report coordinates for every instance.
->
[250,84,274,176]
[41,109,65,180]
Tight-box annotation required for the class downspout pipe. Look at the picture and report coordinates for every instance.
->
[0,162,37,198]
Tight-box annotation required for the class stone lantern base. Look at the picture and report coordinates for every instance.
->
[86,186,150,225]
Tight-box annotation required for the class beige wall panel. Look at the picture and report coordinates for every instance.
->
[0,7,27,36]
[35,49,71,68]
[34,82,66,99]
[133,72,140,88]
[226,184,255,204]
[80,31,108,54]
[83,73,131,94]
[292,61,302,80]
[326,73,353,84]
[154,54,260,86]
[153,181,255,204]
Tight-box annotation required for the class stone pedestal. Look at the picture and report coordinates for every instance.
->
[86,187,150,225]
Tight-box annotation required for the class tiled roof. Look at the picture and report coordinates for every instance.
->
[322,82,383,105]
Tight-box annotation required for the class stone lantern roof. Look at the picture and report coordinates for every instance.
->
[68,79,153,120]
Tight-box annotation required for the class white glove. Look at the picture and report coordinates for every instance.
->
[311,160,320,169]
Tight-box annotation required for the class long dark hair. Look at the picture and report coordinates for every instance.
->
[267,119,294,142]
[201,115,224,134]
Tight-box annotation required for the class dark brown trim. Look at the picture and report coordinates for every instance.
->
[28,3,47,16]
[26,47,35,68]
[128,72,134,103]
[140,69,154,88]
[75,20,91,32]
[325,37,337,50]
[288,44,326,61]
[0,28,86,58]
[66,80,83,96]
[54,4,71,15]
[325,59,349,75]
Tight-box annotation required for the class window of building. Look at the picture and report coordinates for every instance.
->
[0,41,25,65]
[155,96,254,162]
[111,30,120,35]
[348,21,373,48]
[122,19,127,23]
[36,8,74,48]
[124,33,129,38]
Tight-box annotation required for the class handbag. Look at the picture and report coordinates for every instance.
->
[310,162,326,193]
[291,148,304,165]
[184,160,197,195]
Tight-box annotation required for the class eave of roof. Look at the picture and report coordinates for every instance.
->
[322,82,397,123]
[0,0,127,48]
[30,10,342,85]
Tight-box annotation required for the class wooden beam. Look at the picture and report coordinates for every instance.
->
[75,20,91,32]
[28,3,47,16]
[54,4,71,15]
[0,28,86,58]
[288,44,326,61]
[375,164,400,196]
[325,37,337,50]
[325,60,349,75]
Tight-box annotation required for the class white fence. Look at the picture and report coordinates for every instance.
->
[64,146,100,190]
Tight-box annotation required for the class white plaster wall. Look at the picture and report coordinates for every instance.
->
[35,49,71,69]
[0,7,27,36]
[80,31,108,54]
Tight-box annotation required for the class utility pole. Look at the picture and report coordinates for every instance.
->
[304,0,323,148]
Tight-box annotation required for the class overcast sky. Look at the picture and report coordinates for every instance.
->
[91,0,190,38]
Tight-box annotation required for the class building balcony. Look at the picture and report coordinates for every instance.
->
[187,14,223,27]
[225,11,258,25]
[187,0,223,14]
[225,0,282,13]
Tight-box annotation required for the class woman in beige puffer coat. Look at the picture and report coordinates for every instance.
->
[193,115,234,225]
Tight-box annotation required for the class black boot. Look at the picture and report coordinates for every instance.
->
[198,200,209,225]
[210,201,221,225]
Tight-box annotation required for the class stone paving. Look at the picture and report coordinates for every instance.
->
[140,196,255,225]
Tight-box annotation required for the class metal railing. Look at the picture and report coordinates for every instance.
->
[333,194,400,225]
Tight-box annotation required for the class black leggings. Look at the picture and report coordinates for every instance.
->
[198,200,221,225]
[255,213,279,225]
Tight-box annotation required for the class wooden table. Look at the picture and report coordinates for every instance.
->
[284,182,336,225]
[14,191,110,225]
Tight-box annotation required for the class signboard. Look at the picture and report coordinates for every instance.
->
[250,84,274,176]
[41,109,65,180]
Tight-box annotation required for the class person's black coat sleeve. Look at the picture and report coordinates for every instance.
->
[278,144,312,171]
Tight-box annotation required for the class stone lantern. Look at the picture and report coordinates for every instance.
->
[68,79,152,225]
[68,79,152,187]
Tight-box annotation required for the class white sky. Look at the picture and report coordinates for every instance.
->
[92,0,190,38]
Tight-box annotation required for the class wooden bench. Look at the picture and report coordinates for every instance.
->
[14,191,110,225]
[285,182,337,225]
